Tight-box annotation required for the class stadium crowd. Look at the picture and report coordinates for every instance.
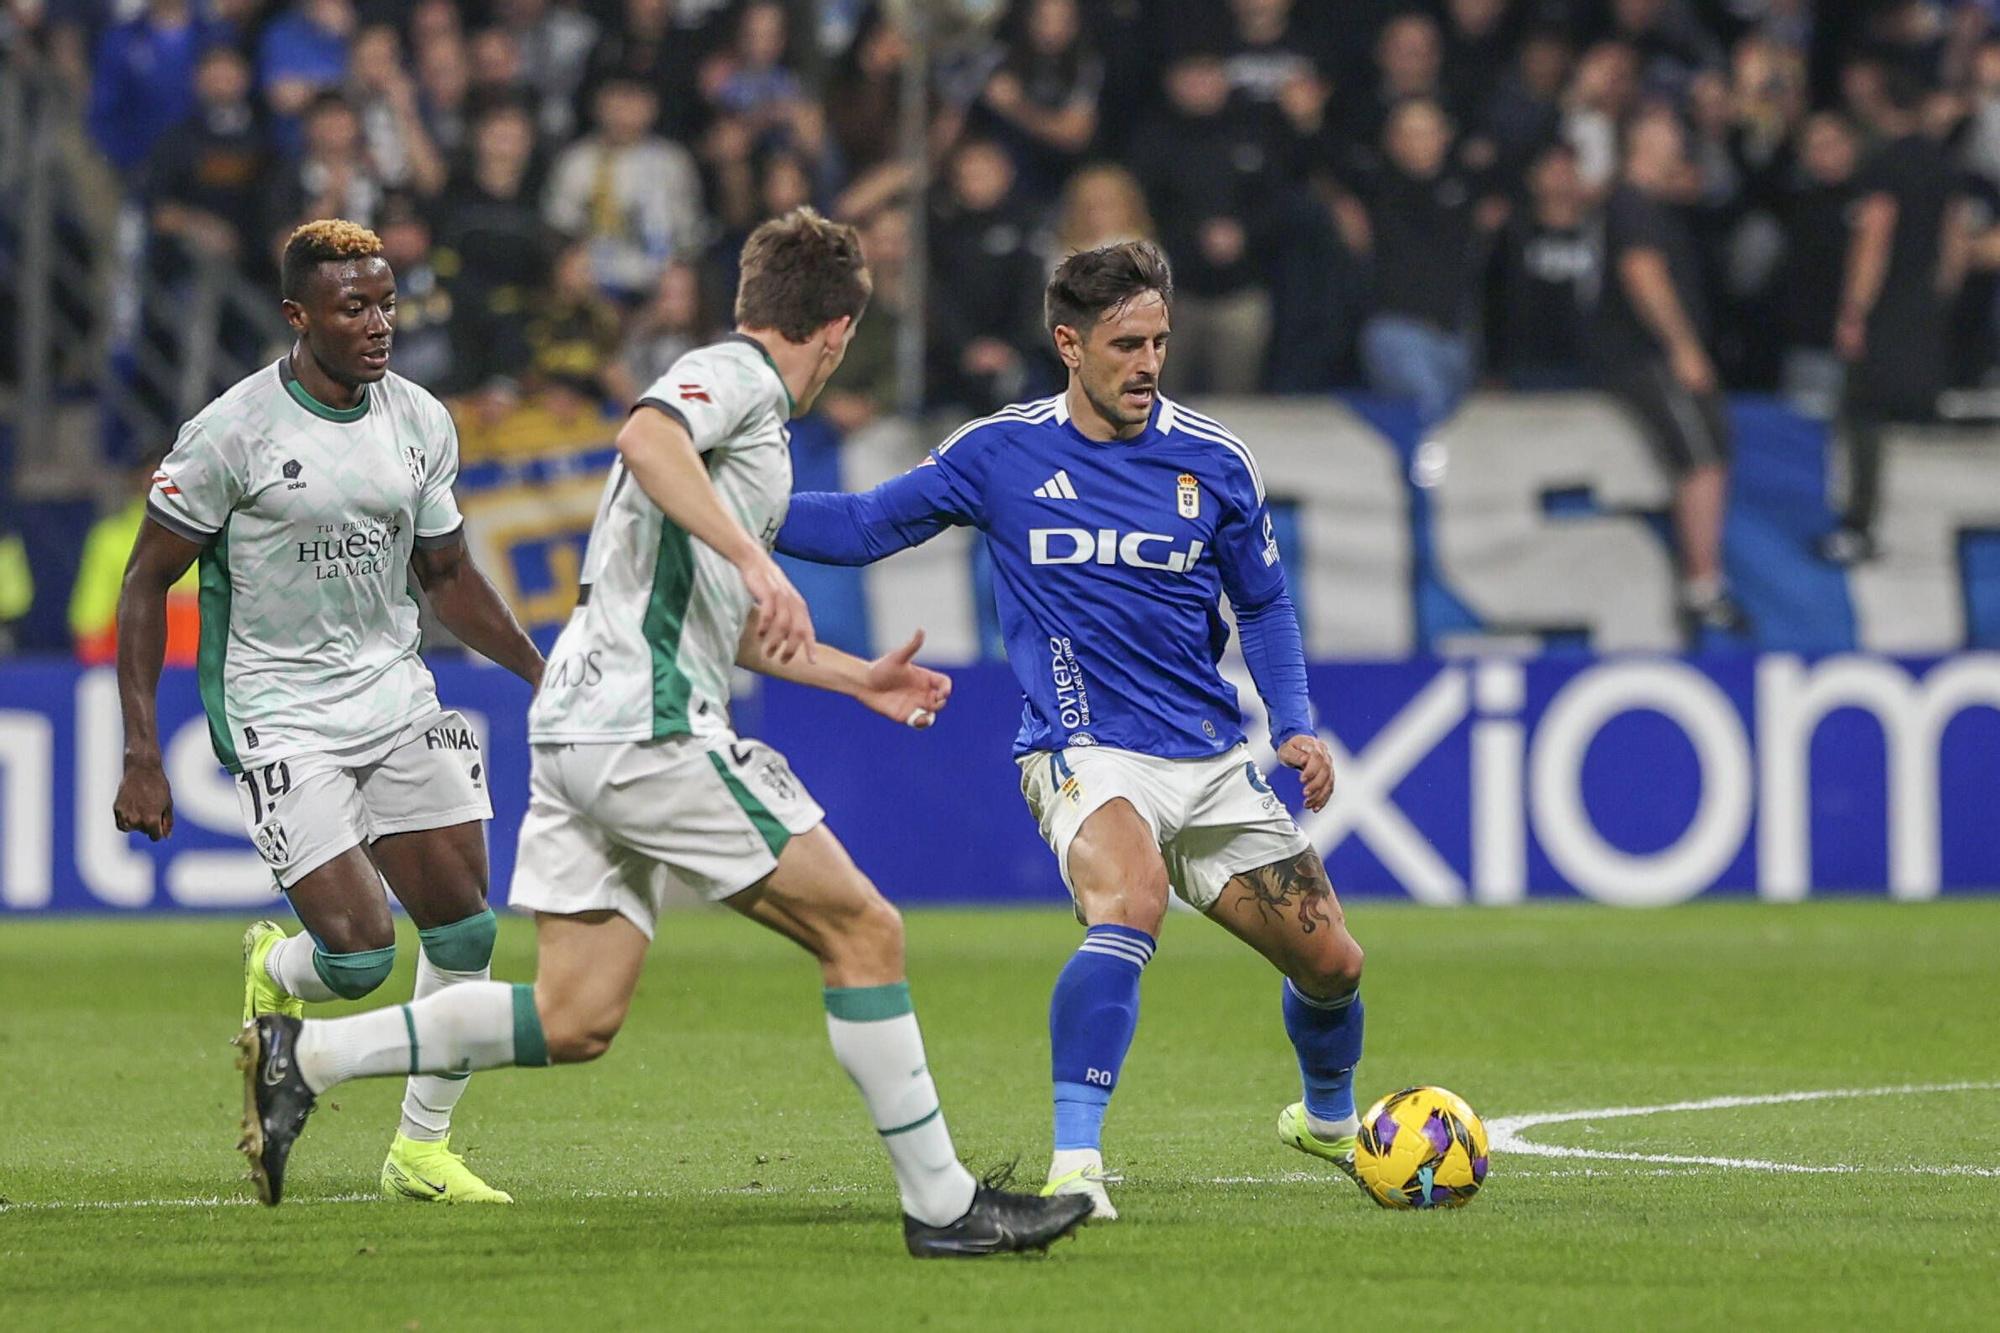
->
[13,0,2000,420]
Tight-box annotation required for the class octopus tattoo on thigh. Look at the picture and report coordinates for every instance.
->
[1232,851,1338,935]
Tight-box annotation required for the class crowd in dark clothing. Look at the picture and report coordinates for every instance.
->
[16,0,2000,431]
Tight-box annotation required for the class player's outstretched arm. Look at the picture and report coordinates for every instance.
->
[411,534,545,688]
[113,519,203,840]
[737,625,951,730]
[621,405,815,663]
[776,469,964,567]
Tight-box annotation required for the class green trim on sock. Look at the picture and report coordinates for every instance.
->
[401,1005,419,1076]
[436,1071,471,1082]
[313,944,397,999]
[512,983,549,1067]
[879,1106,941,1137]
[417,908,498,972]
[823,981,914,1022]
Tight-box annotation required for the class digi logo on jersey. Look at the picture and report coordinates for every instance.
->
[1029,528,1207,574]
[297,519,403,581]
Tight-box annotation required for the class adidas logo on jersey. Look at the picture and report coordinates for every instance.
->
[1032,470,1079,500]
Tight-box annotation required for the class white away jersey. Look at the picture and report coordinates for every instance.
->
[529,336,794,743]
[148,357,464,772]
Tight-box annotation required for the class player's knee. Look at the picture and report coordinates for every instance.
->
[314,942,398,999]
[542,1004,624,1064]
[1108,869,1169,936]
[418,907,498,973]
[826,891,903,974]
[1297,936,1364,999]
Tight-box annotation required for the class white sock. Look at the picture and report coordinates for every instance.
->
[296,981,525,1094]
[397,952,486,1142]
[265,931,339,1003]
[1307,1110,1360,1141]
[825,995,978,1228]
[1049,1146,1105,1181]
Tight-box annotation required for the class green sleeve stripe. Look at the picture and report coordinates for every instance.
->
[707,751,789,858]
[878,1107,941,1138]
[643,519,697,737]
[401,1005,419,1076]
[512,983,549,1067]
[823,981,914,1023]
[195,529,240,772]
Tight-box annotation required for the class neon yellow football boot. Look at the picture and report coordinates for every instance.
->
[242,920,304,1024]
[1040,1151,1120,1221]
[1277,1101,1360,1183]
[381,1134,515,1204]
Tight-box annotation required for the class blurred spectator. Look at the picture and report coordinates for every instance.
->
[972,0,1103,193]
[1485,25,1574,183]
[452,374,619,463]
[1048,162,1157,264]
[1441,0,1518,129]
[817,205,910,432]
[614,260,716,404]
[408,0,463,57]
[71,453,199,667]
[88,0,228,179]
[584,0,703,143]
[528,241,624,395]
[346,24,445,197]
[258,0,356,153]
[827,7,913,184]
[1822,67,1966,565]
[1563,41,1641,202]
[1349,98,1498,429]
[1606,0,1724,100]
[1777,113,1862,416]
[495,0,599,143]
[1961,35,2000,189]
[702,3,821,230]
[1219,0,1329,184]
[709,145,817,304]
[1595,109,1746,636]
[414,36,473,160]
[467,26,531,118]
[147,45,266,274]
[266,92,383,248]
[1486,141,1596,389]
[1132,54,1274,395]
[928,138,1048,414]
[436,102,549,385]
[543,76,706,300]
[376,193,457,391]
[1349,10,1446,171]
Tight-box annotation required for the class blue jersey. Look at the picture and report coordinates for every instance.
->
[778,393,1312,760]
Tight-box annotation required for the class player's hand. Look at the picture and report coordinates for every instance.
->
[113,757,175,841]
[1277,733,1335,812]
[1835,310,1867,362]
[860,629,952,729]
[740,552,816,665]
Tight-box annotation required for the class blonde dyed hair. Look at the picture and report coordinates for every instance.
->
[282,218,387,300]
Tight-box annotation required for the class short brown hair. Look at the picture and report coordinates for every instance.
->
[282,218,384,301]
[1045,240,1173,337]
[734,207,872,341]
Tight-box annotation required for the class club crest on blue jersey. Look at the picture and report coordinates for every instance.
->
[1177,472,1200,519]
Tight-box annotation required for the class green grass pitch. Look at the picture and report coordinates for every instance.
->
[3,900,1997,1331]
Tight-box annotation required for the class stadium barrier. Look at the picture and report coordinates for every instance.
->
[2,653,1997,914]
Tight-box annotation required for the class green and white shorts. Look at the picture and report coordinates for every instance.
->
[508,732,824,937]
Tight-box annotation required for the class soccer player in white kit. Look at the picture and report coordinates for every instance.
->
[233,209,1092,1256]
[115,221,545,1204]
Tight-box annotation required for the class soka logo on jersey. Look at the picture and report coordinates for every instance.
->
[1030,528,1206,573]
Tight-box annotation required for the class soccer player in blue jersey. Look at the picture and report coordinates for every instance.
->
[776,241,1365,1219]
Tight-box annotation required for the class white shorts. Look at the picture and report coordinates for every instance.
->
[235,710,494,890]
[1017,743,1310,913]
[507,732,826,938]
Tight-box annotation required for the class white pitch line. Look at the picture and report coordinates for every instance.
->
[1488,1081,2000,1175]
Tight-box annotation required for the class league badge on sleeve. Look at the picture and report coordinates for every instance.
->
[1177,473,1200,519]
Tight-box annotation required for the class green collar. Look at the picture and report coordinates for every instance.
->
[727,333,795,417]
[279,354,370,423]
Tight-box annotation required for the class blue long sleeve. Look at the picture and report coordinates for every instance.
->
[1236,592,1313,749]
[777,465,966,566]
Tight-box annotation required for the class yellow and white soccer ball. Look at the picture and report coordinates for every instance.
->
[1353,1085,1490,1209]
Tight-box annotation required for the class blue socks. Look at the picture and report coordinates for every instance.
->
[1283,978,1364,1125]
[1049,925,1155,1151]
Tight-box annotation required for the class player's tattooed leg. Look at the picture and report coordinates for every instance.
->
[1226,850,1340,938]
